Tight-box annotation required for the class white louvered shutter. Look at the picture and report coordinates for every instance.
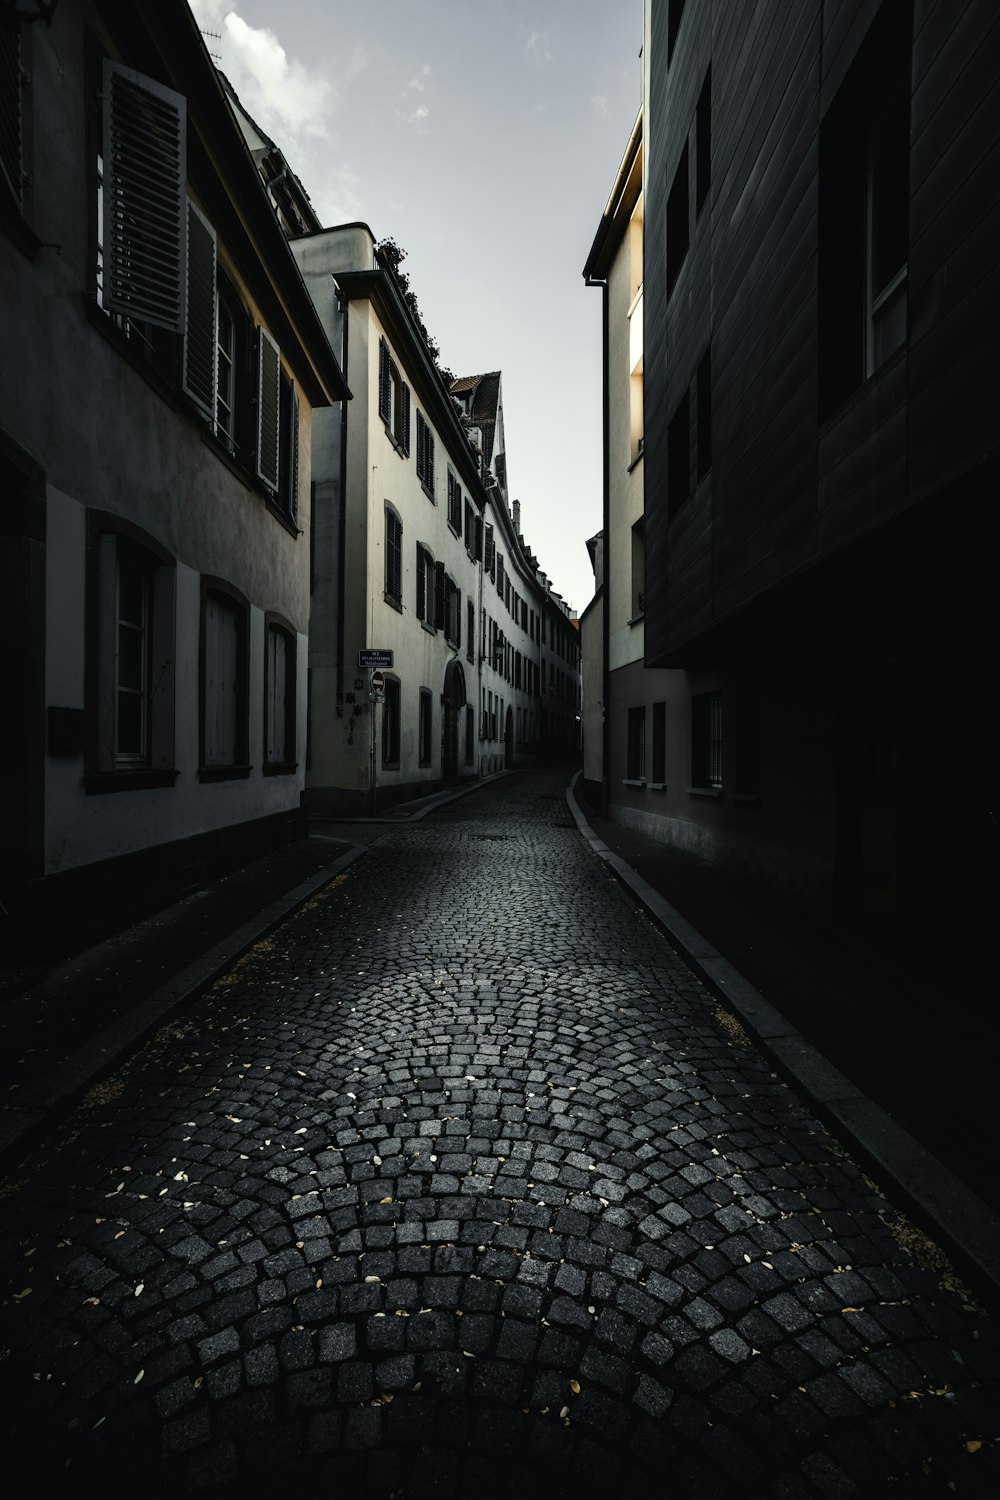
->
[257,327,280,489]
[289,385,300,522]
[0,22,23,210]
[183,197,216,422]
[378,337,391,423]
[102,60,186,333]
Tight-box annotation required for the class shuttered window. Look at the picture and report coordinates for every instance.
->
[447,471,462,533]
[434,560,445,630]
[416,410,435,490]
[278,374,299,520]
[101,60,186,333]
[265,625,290,764]
[204,594,240,767]
[415,542,426,620]
[0,20,23,210]
[257,326,281,489]
[183,197,217,421]
[384,507,402,603]
[378,336,392,424]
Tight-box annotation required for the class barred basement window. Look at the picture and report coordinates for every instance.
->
[419,688,432,767]
[382,677,400,767]
[627,706,646,780]
[692,691,724,789]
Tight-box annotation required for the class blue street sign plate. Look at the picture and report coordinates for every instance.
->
[358,649,394,668]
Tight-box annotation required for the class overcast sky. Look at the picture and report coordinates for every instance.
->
[190,0,643,615]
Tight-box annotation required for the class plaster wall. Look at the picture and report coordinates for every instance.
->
[2,3,317,879]
[607,196,645,674]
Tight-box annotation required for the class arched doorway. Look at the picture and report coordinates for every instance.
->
[504,706,514,769]
[442,659,466,783]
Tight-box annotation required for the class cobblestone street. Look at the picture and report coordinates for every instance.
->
[1,768,997,1497]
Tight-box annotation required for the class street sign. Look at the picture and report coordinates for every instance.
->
[370,669,385,694]
[358,648,394,668]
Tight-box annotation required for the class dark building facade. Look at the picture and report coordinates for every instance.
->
[642,0,998,926]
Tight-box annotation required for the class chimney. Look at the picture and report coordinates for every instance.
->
[512,499,521,534]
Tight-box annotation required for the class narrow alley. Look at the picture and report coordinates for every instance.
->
[1,769,996,1498]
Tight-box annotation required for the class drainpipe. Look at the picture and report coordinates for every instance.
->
[335,283,349,715]
[584,272,612,819]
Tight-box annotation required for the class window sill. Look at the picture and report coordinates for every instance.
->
[264,495,300,539]
[384,593,403,613]
[199,424,251,486]
[627,612,645,627]
[420,480,436,502]
[687,785,722,798]
[382,760,400,772]
[262,760,298,777]
[199,764,252,783]
[627,447,644,474]
[85,768,180,795]
[623,778,646,787]
[1,197,42,260]
[447,520,461,539]
[421,619,437,635]
[648,781,668,792]
[84,297,180,408]
[383,420,407,457]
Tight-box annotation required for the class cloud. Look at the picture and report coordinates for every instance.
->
[309,162,364,228]
[590,93,610,118]
[524,29,552,64]
[405,64,431,93]
[189,1,338,148]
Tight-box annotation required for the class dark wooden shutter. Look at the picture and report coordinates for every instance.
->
[415,543,425,619]
[378,337,391,423]
[400,383,411,454]
[475,516,484,560]
[183,197,216,421]
[434,561,445,630]
[102,60,186,332]
[257,327,280,488]
[456,587,462,650]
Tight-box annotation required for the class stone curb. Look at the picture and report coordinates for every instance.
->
[0,843,370,1172]
[565,773,1000,1312]
[0,771,521,1174]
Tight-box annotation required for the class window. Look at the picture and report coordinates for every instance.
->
[667,0,685,63]
[627,706,646,780]
[378,336,410,453]
[668,390,691,518]
[651,701,666,784]
[201,583,249,777]
[696,347,712,481]
[866,72,908,376]
[419,688,432,767]
[415,542,435,625]
[631,517,645,618]
[264,620,296,770]
[276,372,300,521]
[382,677,400,767]
[443,575,462,649]
[692,691,724,789]
[184,197,217,422]
[696,67,711,216]
[87,518,177,787]
[464,498,475,554]
[434,559,446,631]
[484,524,495,577]
[666,142,689,296]
[818,2,912,416]
[496,552,505,598]
[384,506,402,606]
[447,471,462,533]
[467,599,475,663]
[465,705,474,765]
[416,410,435,493]
[1,17,26,215]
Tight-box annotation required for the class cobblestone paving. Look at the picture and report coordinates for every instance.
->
[1,768,998,1497]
